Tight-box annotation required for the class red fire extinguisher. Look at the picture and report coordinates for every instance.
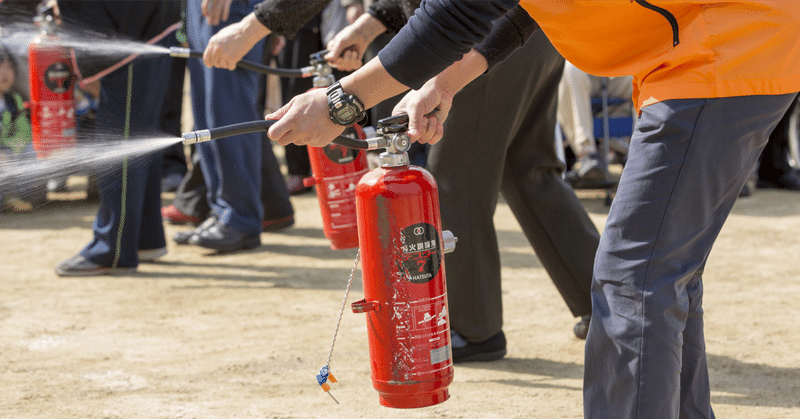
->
[304,124,368,250]
[351,115,458,408]
[179,116,457,407]
[302,51,368,250]
[27,8,77,159]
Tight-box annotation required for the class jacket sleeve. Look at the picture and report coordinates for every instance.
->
[377,0,520,90]
[367,0,420,34]
[253,0,332,39]
[474,5,539,72]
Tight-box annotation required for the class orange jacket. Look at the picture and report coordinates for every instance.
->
[520,0,800,110]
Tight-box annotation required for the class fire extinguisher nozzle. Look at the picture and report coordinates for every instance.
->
[182,129,211,145]
[169,47,200,59]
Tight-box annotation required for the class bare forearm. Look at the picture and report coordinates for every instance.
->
[338,57,410,110]
[428,49,488,98]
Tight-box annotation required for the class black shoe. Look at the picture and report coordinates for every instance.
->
[173,215,217,245]
[451,330,507,363]
[738,182,751,197]
[573,315,591,340]
[756,171,800,191]
[188,219,261,252]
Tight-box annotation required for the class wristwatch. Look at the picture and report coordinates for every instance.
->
[326,81,366,126]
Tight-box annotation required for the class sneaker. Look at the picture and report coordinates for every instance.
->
[173,215,217,245]
[138,247,167,262]
[161,204,202,225]
[55,255,136,277]
[262,214,295,232]
[188,219,261,252]
[451,330,507,363]
[577,153,605,182]
[573,315,591,340]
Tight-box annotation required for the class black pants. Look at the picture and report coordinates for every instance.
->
[429,32,597,342]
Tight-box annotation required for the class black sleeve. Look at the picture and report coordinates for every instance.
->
[367,0,420,34]
[474,5,539,72]
[377,0,519,90]
[253,0,332,39]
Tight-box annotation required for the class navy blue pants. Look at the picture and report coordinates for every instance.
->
[583,93,797,419]
[187,0,292,235]
[67,1,177,268]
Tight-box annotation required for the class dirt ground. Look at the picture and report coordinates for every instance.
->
[1,167,799,419]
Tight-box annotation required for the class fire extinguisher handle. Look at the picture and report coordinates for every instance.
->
[169,47,312,78]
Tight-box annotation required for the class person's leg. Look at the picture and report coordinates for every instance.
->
[277,17,318,190]
[557,62,597,159]
[584,93,795,419]
[500,40,596,323]
[195,3,266,235]
[80,56,170,267]
[259,132,294,222]
[430,33,580,345]
[757,94,800,190]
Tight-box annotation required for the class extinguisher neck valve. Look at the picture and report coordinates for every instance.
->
[313,73,336,88]
[442,230,457,254]
[378,151,409,167]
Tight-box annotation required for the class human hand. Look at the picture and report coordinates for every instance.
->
[325,14,386,72]
[201,0,233,26]
[393,80,453,144]
[203,13,271,70]
[265,89,346,147]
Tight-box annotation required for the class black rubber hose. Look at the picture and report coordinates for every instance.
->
[205,120,370,149]
[182,50,307,78]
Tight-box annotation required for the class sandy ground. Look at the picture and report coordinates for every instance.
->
[1,167,799,418]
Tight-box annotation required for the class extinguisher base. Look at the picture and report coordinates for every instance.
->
[378,388,449,409]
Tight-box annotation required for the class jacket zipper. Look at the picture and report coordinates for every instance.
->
[633,0,680,46]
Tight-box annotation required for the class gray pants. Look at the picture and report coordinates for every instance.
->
[429,32,599,343]
[584,93,797,419]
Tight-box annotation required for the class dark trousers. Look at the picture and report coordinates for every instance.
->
[60,1,177,267]
[758,93,799,182]
[429,32,597,343]
[584,93,797,419]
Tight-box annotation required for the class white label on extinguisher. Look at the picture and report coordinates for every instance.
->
[324,169,368,229]
[393,293,452,378]
[430,343,451,365]
[38,100,76,137]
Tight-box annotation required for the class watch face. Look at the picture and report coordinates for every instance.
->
[335,106,356,124]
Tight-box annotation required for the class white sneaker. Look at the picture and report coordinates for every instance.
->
[138,247,167,262]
